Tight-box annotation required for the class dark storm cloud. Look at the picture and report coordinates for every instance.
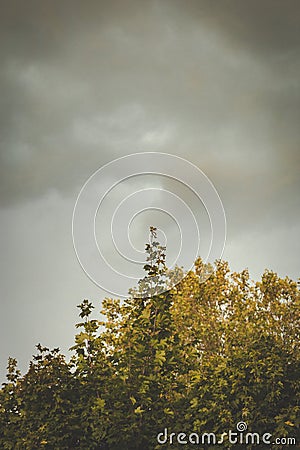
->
[1,0,299,208]
[0,0,146,204]
[177,0,300,60]
[0,0,299,381]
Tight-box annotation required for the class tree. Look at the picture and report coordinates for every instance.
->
[0,229,299,449]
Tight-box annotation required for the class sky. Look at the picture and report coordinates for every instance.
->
[0,0,299,381]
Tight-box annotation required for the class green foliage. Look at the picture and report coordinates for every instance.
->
[130,226,168,298]
[0,229,299,448]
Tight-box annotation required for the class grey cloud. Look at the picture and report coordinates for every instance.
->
[1,0,299,203]
[0,0,299,381]
[178,0,300,56]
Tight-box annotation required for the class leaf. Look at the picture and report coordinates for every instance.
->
[164,408,174,416]
[190,397,198,408]
[130,396,137,405]
[284,421,295,427]
[134,406,145,414]
[154,350,166,366]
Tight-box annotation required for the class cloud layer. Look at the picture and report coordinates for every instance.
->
[0,0,299,380]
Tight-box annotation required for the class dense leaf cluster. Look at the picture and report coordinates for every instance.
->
[0,230,299,449]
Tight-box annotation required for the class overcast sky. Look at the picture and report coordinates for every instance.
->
[1,0,299,381]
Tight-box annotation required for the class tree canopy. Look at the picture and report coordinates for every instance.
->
[0,228,299,449]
